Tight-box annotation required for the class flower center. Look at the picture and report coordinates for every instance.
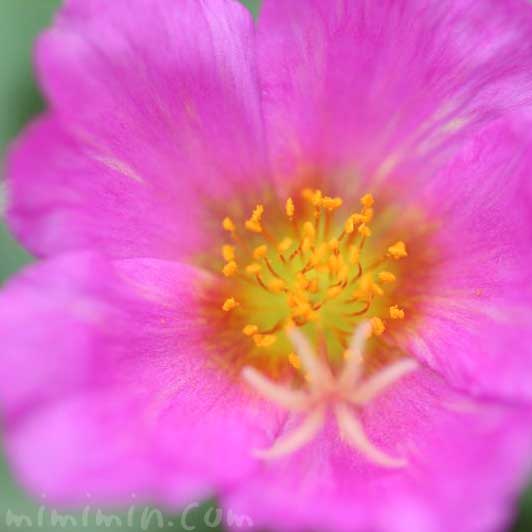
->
[208,188,409,376]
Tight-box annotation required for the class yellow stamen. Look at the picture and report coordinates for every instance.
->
[370,317,386,336]
[288,352,301,369]
[245,204,265,233]
[388,241,408,259]
[361,193,375,208]
[278,237,293,253]
[389,305,405,320]
[322,196,343,211]
[253,244,268,260]
[245,263,262,275]
[378,271,396,283]
[286,198,295,220]
[222,217,236,233]
[222,297,239,312]
[222,261,238,277]
[243,324,259,336]
[222,245,235,262]
[253,334,278,348]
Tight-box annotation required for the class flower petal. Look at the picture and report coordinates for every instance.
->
[0,253,281,503]
[7,0,270,259]
[257,0,532,187]
[395,121,532,402]
[224,368,532,532]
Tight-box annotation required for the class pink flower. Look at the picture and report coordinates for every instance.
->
[2,0,532,530]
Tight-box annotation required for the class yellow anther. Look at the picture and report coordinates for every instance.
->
[358,224,372,238]
[222,217,236,233]
[370,317,386,336]
[328,238,339,251]
[286,197,295,220]
[245,263,262,275]
[361,193,375,208]
[359,275,384,297]
[242,324,259,336]
[251,204,264,221]
[222,261,238,277]
[322,196,343,211]
[222,297,239,312]
[253,244,268,260]
[253,334,278,348]
[278,237,293,253]
[245,219,262,233]
[378,271,397,283]
[327,285,343,299]
[268,278,286,293]
[245,204,264,233]
[222,245,235,262]
[288,352,301,369]
[388,241,408,259]
[302,221,316,240]
[389,305,405,320]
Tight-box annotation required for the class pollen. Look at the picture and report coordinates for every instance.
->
[388,241,408,259]
[245,204,265,233]
[360,193,375,208]
[217,188,409,365]
[253,334,278,348]
[222,217,236,233]
[222,245,235,262]
[222,297,239,312]
[286,198,295,220]
[243,324,259,336]
[222,261,238,277]
[378,271,396,283]
[389,305,405,320]
[370,317,386,336]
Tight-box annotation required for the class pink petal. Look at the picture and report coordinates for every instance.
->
[396,120,532,401]
[257,0,532,187]
[224,368,532,532]
[0,253,281,504]
[7,0,271,259]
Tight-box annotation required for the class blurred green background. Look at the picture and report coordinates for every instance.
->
[0,1,530,531]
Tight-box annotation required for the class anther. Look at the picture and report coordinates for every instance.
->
[222,245,235,262]
[222,297,239,312]
[222,217,236,233]
[222,261,238,277]
[370,317,386,336]
[389,305,405,320]
[253,334,278,348]
[243,324,259,336]
[388,241,408,259]
[378,271,396,283]
[286,198,295,220]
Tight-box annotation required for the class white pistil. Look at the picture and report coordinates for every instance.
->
[241,321,419,467]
